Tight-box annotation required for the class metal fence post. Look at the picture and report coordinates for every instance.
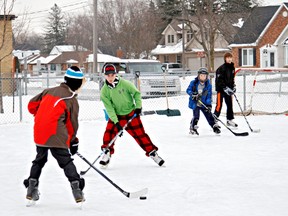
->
[279,72,283,97]
[243,72,246,110]
[19,77,23,122]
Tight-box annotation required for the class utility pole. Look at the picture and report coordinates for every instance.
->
[181,0,186,69]
[93,0,98,75]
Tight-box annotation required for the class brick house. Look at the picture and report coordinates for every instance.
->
[0,14,16,95]
[151,16,243,71]
[230,3,288,68]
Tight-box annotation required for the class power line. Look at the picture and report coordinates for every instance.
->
[17,1,89,16]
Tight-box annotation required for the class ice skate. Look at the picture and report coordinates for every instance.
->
[189,125,199,135]
[99,150,111,168]
[227,120,238,128]
[71,180,85,203]
[26,178,40,201]
[149,150,165,166]
[213,124,221,134]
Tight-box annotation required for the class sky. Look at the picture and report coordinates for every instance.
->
[11,0,91,33]
[7,0,288,34]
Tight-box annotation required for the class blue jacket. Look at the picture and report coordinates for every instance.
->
[186,77,212,110]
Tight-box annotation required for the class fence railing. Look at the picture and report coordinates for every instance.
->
[0,69,287,124]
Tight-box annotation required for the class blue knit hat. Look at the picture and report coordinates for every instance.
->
[65,66,84,79]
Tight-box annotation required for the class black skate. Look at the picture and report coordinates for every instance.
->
[149,150,165,166]
[71,180,85,203]
[213,124,221,134]
[25,178,40,201]
[189,125,199,135]
[99,150,111,168]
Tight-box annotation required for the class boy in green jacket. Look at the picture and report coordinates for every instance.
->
[99,64,165,167]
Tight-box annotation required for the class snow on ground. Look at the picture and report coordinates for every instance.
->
[1,111,288,216]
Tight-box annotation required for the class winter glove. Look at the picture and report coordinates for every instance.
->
[70,137,79,155]
[224,87,234,96]
[191,92,200,101]
[115,122,123,137]
[134,108,142,116]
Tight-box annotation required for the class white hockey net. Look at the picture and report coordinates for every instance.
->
[235,68,288,115]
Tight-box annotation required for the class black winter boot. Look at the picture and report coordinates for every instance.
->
[25,178,40,201]
[71,180,85,203]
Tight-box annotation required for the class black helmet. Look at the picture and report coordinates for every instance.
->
[198,67,209,75]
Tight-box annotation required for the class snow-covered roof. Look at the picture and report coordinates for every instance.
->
[87,53,121,63]
[232,18,244,28]
[66,59,78,63]
[50,45,88,55]
[151,41,183,55]
[29,54,60,64]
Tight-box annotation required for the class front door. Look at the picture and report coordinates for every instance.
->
[260,45,277,68]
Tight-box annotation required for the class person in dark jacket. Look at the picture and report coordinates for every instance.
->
[23,66,86,204]
[186,67,221,135]
[214,52,238,127]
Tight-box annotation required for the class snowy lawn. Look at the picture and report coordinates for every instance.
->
[1,113,288,216]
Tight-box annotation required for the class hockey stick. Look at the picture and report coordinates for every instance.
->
[80,113,137,175]
[233,94,260,133]
[198,100,249,136]
[76,152,148,198]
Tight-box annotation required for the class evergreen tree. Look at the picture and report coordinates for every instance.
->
[157,0,182,24]
[43,4,67,54]
[221,0,254,13]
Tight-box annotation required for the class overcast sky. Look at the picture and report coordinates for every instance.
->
[12,0,90,33]
[8,0,288,34]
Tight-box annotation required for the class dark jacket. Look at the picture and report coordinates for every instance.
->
[215,62,235,92]
[186,77,212,110]
[28,83,79,149]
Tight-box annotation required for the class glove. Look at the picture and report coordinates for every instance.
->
[134,108,142,116]
[224,87,234,96]
[70,137,79,155]
[115,122,123,137]
[205,105,212,112]
[191,92,200,101]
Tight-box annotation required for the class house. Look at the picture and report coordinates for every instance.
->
[26,45,93,75]
[0,14,16,96]
[230,3,288,68]
[151,17,241,71]
[47,50,92,74]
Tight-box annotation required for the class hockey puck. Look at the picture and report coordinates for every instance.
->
[139,196,147,200]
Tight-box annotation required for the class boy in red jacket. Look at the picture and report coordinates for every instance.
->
[24,66,85,204]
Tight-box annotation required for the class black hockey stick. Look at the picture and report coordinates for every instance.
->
[80,114,137,175]
[76,152,148,198]
[198,100,249,136]
[233,94,260,133]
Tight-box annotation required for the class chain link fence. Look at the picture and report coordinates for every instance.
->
[0,69,287,125]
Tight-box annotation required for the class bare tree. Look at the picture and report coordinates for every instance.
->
[66,13,93,51]
[181,0,260,71]
[97,0,164,58]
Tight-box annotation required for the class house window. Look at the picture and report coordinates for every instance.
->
[50,64,56,71]
[176,54,182,63]
[167,35,174,43]
[242,48,254,66]
[164,55,169,63]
